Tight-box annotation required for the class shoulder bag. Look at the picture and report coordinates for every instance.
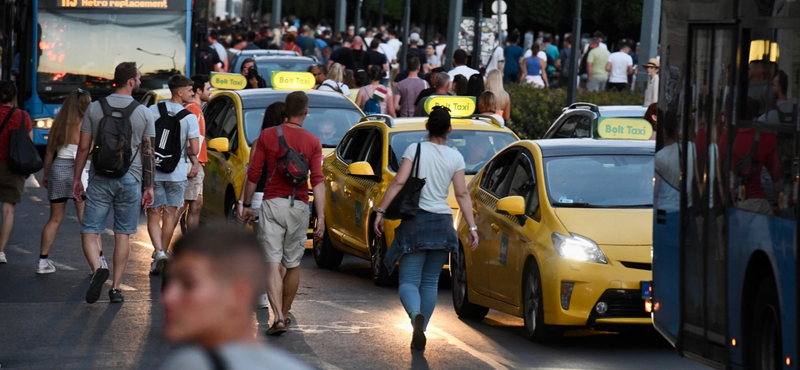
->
[0,108,43,175]
[385,142,426,220]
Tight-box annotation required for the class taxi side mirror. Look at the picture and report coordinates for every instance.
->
[207,137,230,153]
[496,196,526,216]
[347,161,376,179]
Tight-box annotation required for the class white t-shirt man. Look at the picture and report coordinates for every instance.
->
[403,141,465,215]
[482,45,505,75]
[149,102,200,182]
[607,51,633,83]
[160,342,313,370]
[583,42,608,54]
[448,65,480,81]
[317,79,351,96]
[387,38,402,57]
[210,42,227,70]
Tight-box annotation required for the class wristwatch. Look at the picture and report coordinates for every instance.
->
[376,207,385,215]
[468,225,478,232]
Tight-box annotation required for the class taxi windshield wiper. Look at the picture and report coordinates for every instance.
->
[322,144,338,148]
[551,201,599,208]
[605,203,653,208]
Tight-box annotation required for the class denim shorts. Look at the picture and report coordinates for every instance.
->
[82,172,142,235]
[153,180,188,208]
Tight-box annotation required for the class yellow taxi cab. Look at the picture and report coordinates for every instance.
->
[313,96,519,286]
[140,88,172,107]
[451,138,655,341]
[199,72,364,227]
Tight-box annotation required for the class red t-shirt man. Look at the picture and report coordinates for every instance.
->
[0,106,33,162]
[183,102,207,164]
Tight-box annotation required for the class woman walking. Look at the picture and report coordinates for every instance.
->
[37,89,101,274]
[356,65,396,117]
[520,43,548,88]
[374,106,479,351]
[0,81,33,264]
[477,91,505,127]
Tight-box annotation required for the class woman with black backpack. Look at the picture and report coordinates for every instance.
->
[0,81,33,264]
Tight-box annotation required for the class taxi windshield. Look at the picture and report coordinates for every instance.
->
[544,155,654,208]
[244,107,363,147]
[389,130,517,174]
[36,10,187,102]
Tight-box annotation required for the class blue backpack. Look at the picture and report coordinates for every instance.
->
[364,97,381,115]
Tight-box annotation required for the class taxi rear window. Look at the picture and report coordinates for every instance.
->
[244,107,363,148]
[388,130,517,174]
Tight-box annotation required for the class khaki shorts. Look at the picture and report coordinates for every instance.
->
[184,168,205,201]
[257,197,310,268]
[0,162,25,204]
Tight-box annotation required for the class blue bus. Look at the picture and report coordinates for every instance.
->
[14,0,194,147]
[652,0,799,369]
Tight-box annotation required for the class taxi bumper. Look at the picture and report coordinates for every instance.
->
[540,251,652,326]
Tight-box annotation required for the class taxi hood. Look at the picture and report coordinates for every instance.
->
[553,208,652,246]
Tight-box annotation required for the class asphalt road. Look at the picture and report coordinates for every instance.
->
[0,174,707,370]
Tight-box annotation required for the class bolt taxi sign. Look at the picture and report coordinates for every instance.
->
[423,96,476,117]
[209,72,247,90]
[596,118,653,140]
[271,71,315,90]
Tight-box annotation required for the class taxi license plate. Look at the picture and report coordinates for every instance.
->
[641,281,652,300]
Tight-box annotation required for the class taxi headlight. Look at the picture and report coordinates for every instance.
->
[551,232,607,264]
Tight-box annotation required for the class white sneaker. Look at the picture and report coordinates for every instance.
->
[37,259,56,274]
[100,255,108,270]
[259,294,269,309]
[0,252,6,263]
[150,250,168,275]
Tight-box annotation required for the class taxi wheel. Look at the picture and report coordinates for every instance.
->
[225,193,238,224]
[523,259,550,341]
[451,246,489,320]
[314,227,343,269]
[370,235,394,286]
[747,277,781,370]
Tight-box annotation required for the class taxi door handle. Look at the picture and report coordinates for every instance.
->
[225,167,232,173]
[490,222,500,233]
[344,188,352,196]
[325,174,334,182]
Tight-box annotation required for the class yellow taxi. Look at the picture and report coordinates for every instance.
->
[452,138,655,341]
[140,88,172,107]
[199,72,364,227]
[314,96,519,286]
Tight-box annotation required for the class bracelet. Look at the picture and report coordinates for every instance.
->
[243,203,251,208]
[237,200,244,205]
[468,225,478,232]
[376,207,385,215]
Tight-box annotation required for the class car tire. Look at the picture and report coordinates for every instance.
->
[451,245,489,320]
[523,259,553,342]
[370,235,395,286]
[314,227,343,269]
[747,277,781,370]
[225,193,238,224]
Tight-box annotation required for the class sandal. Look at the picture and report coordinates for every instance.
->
[266,320,288,336]
[284,316,292,326]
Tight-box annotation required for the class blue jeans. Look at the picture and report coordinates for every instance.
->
[82,172,142,234]
[398,250,449,330]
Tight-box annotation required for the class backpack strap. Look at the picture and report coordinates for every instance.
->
[411,142,422,178]
[98,98,114,117]
[175,109,192,121]
[121,100,140,119]
[0,107,18,134]
[158,102,168,118]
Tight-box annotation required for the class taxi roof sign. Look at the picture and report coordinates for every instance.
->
[596,117,653,140]
[210,72,247,90]
[423,96,476,117]
[271,71,315,90]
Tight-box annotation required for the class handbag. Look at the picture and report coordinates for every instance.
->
[385,142,426,220]
[0,108,43,175]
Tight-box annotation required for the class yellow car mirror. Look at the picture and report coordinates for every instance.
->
[347,161,375,176]
[496,196,526,216]
[207,137,230,153]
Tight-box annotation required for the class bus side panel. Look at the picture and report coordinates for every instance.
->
[653,211,680,344]
[728,209,797,368]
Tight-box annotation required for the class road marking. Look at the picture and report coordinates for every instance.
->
[50,260,77,271]
[427,325,509,370]
[6,245,31,254]
[295,322,379,334]
[104,229,114,236]
[29,195,43,202]
[132,241,155,250]
[105,280,137,292]
[312,300,367,314]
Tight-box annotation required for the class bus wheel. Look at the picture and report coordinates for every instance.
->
[750,277,781,370]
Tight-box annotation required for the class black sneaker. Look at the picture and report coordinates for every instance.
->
[109,288,124,303]
[86,268,109,304]
[411,313,426,351]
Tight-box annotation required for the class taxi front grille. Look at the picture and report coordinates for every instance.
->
[587,289,649,325]
[620,261,652,271]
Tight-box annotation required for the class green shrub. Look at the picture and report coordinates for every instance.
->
[506,84,645,139]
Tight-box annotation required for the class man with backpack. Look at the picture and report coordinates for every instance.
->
[73,62,156,304]
[239,91,325,337]
[147,74,200,276]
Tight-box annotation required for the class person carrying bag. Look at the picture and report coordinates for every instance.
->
[373,106,479,351]
[0,107,42,176]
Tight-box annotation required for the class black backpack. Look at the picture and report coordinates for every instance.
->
[154,102,191,173]
[273,125,309,205]
[317,81,343,93]
[0,108,43,176]
[92,98,138,178]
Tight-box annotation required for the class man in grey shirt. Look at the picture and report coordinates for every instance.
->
[159,226,313,370]
[73,62,156,304]
[414,72,452,117]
